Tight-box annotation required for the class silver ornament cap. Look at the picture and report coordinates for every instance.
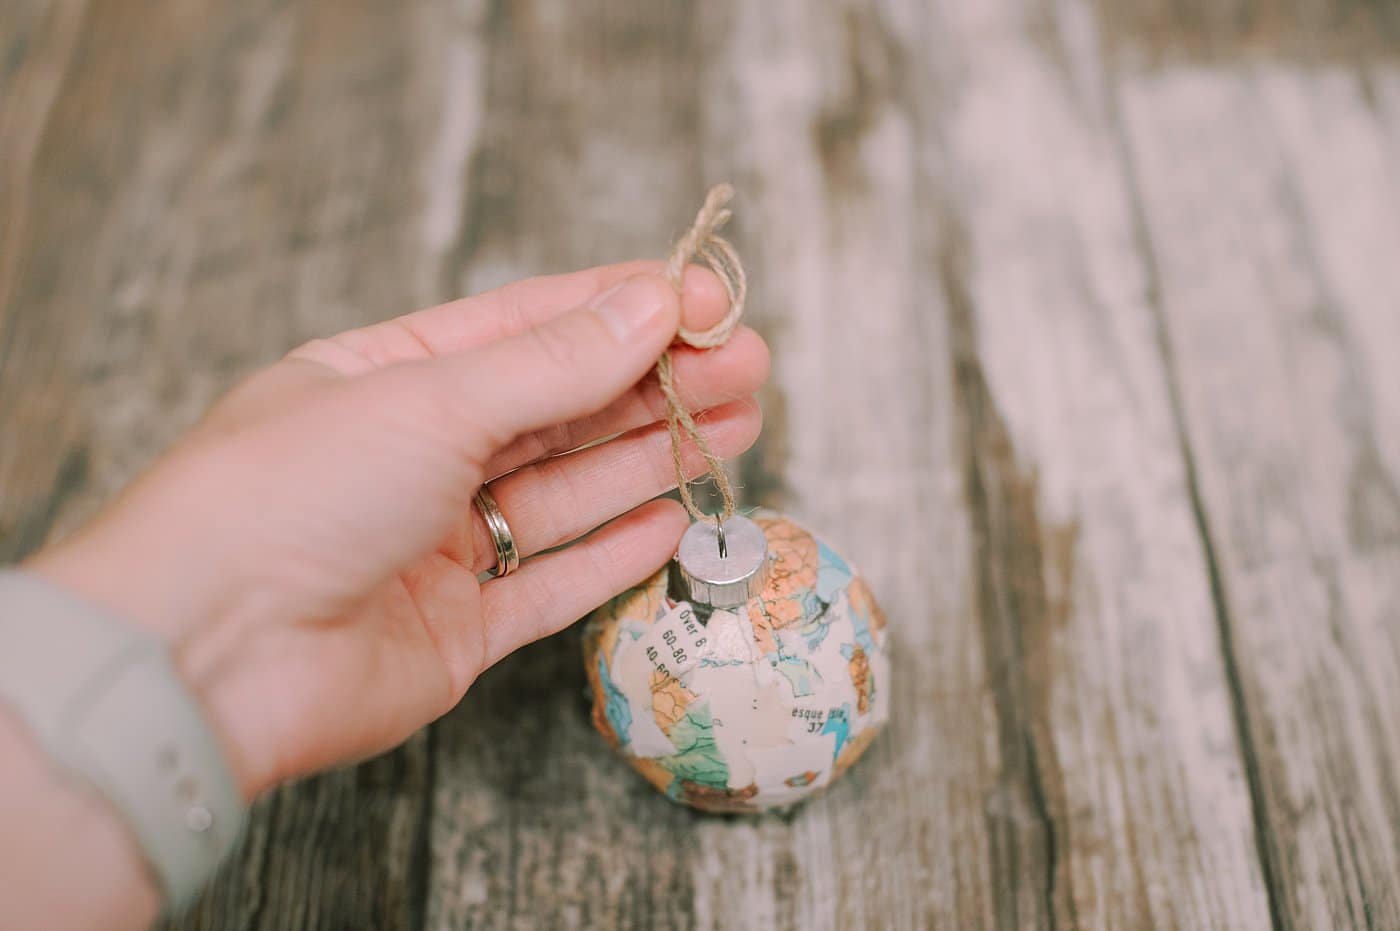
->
[676,514,769,608]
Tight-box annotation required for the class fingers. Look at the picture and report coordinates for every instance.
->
[485,324,770,476]
[445,274,682,456]
[456,398,761,573]
[292,262,730,375]
[479,499,689,668]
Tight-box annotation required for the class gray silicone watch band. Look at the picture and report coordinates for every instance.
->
[0,570,246,909]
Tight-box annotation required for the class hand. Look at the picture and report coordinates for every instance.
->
[27,262,768,799]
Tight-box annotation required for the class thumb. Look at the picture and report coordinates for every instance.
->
[448,273,681,449]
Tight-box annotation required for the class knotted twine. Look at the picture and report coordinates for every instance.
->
[657,184,748,528]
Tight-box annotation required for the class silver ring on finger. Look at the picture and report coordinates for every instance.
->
[474,485,520,579]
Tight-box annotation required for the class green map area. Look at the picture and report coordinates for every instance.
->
[660,704,728,791]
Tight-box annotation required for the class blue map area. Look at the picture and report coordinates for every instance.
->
[816,542,853,603]
[596,653,632,747]
[798,608,833,652]
[699,656,747,668]
[821,703,853,758]
[848,602,875,654]
[798,542,856,653]
[772,652,820,697]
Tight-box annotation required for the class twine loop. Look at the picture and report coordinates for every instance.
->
[657,184,748,526]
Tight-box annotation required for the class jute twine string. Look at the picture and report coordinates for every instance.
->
[657,183,748,527]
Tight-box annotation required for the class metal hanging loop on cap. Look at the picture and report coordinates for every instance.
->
[676,514,769,609]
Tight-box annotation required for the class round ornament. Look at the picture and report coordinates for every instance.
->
[583,512,890,812]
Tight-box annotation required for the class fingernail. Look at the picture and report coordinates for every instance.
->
[593,277,670,340]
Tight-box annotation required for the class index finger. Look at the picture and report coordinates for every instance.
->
[298,261,731,375]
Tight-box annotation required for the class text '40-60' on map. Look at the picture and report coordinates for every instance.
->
[583,513,890,813]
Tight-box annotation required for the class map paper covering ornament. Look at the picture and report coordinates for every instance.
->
[581,186,890,812]
[583,512,891,812]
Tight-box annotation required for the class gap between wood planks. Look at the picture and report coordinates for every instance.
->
[1106,111,1290,931]
[1091,26,1292,931]
[942,209,1072,931]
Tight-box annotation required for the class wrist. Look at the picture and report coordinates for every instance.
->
[24,475,232,640]
[172,633,282,799]
[0,680,161,929]
[24,536,271,801]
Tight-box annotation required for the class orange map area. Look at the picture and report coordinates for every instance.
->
[848,645,873,715]
[650,669,698,733]
[848,575,887,641]
[604,571,669,628]
[833,727,880,779]
[754,516,820,636]
[681,781,759,813]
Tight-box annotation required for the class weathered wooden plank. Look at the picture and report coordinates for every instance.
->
[932,3,1275,925]
[681,0,1271,928]
[1096,0,1400,64]
[1116,55,1400,929]
[0,0,482,925]
[687,6,996,925]
[0,0,88,312]
[423,3,721,930]
[0,0,90,560]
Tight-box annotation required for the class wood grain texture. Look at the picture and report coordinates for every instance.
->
[0,0,91,560]
[1097,0,1400,64]
[926,3,1273,923]
[688,1,1269,927]
[1115,56,1400,929]
[2,0,1398,928]
[0,0,88,322]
